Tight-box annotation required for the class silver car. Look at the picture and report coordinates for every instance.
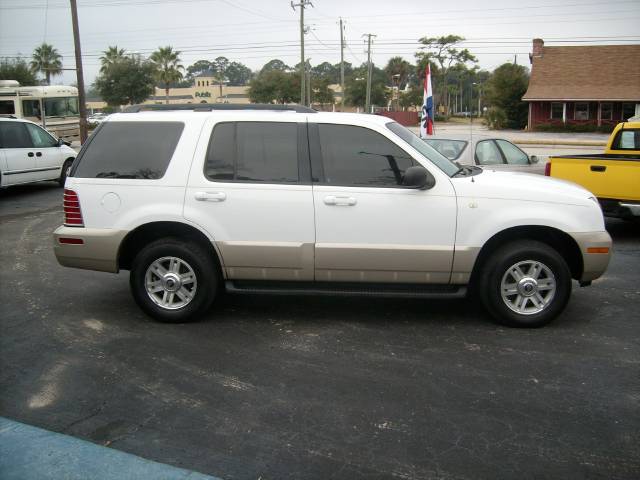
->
[424,135,545,175]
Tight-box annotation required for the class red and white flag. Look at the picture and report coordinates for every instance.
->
[420,63,434,137]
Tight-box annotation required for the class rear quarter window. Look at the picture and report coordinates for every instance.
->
[73,121,184,179]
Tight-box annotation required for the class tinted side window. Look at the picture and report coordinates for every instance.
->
[475,140,504,165]
[205,122,299,183]
[495,139,529,165]
[25,123,57,148]
[317,124,414,187]
[73,122,184,179]
[0,122,33,148]
[613,130,640,150]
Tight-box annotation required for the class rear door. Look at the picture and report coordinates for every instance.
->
[184,118,315,281]
[0,121,37,185]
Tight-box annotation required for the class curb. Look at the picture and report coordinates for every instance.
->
[0,417,220,480]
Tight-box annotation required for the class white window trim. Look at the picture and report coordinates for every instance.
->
[550,102,563,120]
[574,102,589,120]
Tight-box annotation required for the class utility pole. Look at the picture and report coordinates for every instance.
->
[70,0,88,143]
[363,33,376,114]
[291,1,313,106]
[306,58,311,107]
[339,18,345,111]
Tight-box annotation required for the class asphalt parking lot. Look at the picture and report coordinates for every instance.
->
[1,182,639,480]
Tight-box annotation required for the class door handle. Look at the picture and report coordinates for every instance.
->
[28,152,34,157]
[36,152,42,157]
[590,165,606,172]
[324,195,357,206]
[195,191,226,202]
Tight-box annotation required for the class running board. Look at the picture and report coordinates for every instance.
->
[225,280,467,299]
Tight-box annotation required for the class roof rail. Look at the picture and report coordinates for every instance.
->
[122,103,316,113]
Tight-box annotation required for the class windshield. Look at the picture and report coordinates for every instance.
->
[385,122,461,177]
[44,97,79,118]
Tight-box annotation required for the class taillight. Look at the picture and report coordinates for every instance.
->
[63,189,84,227]
[544,162,551,176]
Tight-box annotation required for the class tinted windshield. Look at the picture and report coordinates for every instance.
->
[386,122,460,177]
[424,139,468,160]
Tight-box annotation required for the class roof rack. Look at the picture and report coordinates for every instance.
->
[122,103,316,113]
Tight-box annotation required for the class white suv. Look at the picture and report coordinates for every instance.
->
[53,107,611,327]
[0,116,77,188]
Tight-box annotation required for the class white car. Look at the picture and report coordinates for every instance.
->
[0,116,77,188]
[425,134,546,175]
[53,107,611,327]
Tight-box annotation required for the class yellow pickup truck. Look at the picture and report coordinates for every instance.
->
[547,121,640,219]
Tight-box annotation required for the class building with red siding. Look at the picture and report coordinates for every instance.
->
[522,39,640,130]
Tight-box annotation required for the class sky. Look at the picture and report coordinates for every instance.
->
[1,0,639,86]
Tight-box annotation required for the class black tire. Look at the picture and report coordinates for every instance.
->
[477,240,572,328]
[58,159,73,187]
[130,238,219,323]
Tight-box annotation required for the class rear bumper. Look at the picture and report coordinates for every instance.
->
[53,226,127,273]
[570,231,613,282]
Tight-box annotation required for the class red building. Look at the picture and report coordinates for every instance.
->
[522,39,640,130]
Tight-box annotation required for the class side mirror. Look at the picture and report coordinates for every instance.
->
[402,166,436,190]
[530,155,539,164]
[57,137,70,147]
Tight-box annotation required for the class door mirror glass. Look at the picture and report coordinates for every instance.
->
[402,166,435,190]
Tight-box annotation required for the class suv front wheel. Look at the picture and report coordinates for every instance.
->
[478,240,572,328]
[130,238,218,322]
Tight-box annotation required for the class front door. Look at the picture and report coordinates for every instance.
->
[310,122,457,284]
[184,118,315,281]
[24,122,64,180]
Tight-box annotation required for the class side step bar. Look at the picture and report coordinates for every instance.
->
[225,280,467,299]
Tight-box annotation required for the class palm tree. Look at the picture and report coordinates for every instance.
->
[99,46,127,73]
[150,46,183,104]
[384,56,411,89]
[30,43,62,85]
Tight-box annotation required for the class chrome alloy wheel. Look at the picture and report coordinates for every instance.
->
[144,256,197,310]
[500,260,556,315]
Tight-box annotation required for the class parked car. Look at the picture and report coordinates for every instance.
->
[424,135,545,175]
[53,105,611,328]
[547,121,640,219]
[88,113,107,124]
[0,116,77,188]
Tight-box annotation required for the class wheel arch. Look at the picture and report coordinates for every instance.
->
[118,221,224,274]
[469,225,584,285]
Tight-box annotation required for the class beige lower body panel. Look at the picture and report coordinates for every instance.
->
[570,231,612,282]
[53,226,127,273]
[314,243,453,284]
[217,241,315,281]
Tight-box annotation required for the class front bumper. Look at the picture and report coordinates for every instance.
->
[53,226,128,273]
[570,231,613,282]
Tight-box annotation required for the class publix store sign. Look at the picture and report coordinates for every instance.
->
[195,91,211,98]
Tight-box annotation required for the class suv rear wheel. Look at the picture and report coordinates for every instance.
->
[130,238,218,322]
[478,240,572,327]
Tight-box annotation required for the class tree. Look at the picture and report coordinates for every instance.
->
[399,88,423,109]
[99,46,126,73]
[30,43,62,85]
[344,64,389,109]
[225,61,252,85]
[310,77,334,108]
[260,59,290,74]
[384,56,411,89]
[150,46,184,103]
[94,56,156,107]
[0,58,38,85]
[248,70,299,104]
[312,62,338,83]
[187,60,213,78]
[415,35,476,113]
[485,63,529,129]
